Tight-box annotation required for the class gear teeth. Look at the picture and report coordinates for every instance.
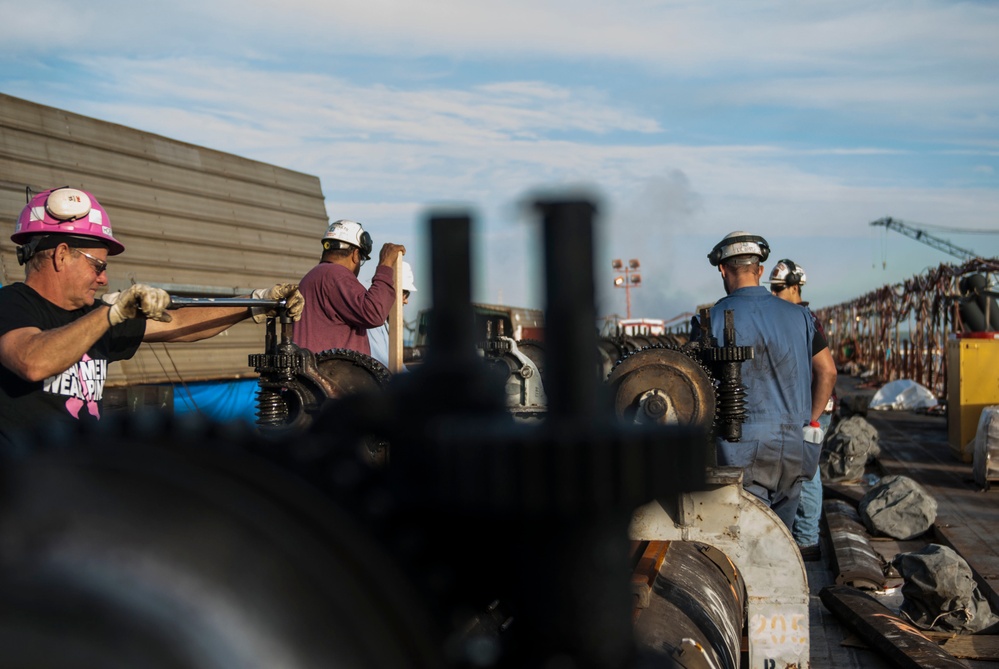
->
[606,344,718,434]
[249,352,300,370]
[314,348,392,386]
[609,343,716,386]
[702,345,754,363]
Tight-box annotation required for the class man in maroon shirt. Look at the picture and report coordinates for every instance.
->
[293,219,405,355]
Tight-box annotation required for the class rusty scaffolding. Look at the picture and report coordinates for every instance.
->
[813,259,999,398]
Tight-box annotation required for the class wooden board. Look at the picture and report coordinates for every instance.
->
[821,584,970,668]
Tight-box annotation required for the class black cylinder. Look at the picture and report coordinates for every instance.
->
[633,541,745,669]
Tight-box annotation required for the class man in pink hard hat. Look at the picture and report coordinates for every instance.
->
[0,186,303,444]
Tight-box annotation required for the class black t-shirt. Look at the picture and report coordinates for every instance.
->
[0,283,145,445]
[807,307,829,357]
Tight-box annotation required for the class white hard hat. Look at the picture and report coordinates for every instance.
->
[708,231,770,266]
[401,261,417,293]
[322,219,372,260]
[768,258,807,287]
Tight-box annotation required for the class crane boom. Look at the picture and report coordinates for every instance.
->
[870,217,977,261]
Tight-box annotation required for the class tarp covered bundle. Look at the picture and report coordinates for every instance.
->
[869,379,938,411]
[820,415,881,482]
[859,474,937,540]
[893,544,999,633]
[973,406,999,490]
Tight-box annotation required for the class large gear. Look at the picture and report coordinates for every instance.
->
[0,412,446,668]
[253,347,390,435]
[314,348,391,393]
[597,337,629,379]
[606,345,716,430]
[313,349,392,464]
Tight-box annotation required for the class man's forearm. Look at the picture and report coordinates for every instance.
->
[143,306,250,343]
[811,348,838,423]
[811,374,836,422]
[0,307,112,382]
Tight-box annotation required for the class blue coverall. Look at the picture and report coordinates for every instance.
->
[710,285,819,531]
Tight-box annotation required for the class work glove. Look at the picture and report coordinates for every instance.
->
[803,421,825,445]
[250,283,304,323]
[103,284,173,326]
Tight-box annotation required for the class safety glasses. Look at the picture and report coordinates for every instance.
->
[73,249,108,275]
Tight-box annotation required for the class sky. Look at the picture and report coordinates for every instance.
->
[2,0,999,322]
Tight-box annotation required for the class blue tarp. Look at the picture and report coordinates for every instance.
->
[169,378,259,424]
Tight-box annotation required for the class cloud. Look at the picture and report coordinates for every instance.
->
[3,0,998,315]
[18,54,999,238]
[6,1,999,70]
[75,57,659,145]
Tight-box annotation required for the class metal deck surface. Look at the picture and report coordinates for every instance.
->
[803,376,998,669]
[806,557,896,669]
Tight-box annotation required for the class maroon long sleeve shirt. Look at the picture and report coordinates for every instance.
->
[293,263,394,355]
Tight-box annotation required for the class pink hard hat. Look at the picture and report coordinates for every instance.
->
[12,187,125,255]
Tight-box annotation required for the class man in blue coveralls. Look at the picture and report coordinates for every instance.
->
[705,232,837,533]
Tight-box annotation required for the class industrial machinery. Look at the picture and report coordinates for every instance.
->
[870,216,982,261]
[0,199,711,668]
[0,199,813,669]
[412,303,545,354]
[607,308,753,443]
[607,307,812,668]
[607,345,717,429]
[243,316,552,425]
[247,311,389,428]
[242,308,393,463]
[630,470,812,669]
[281,243,806,668]
[479,336,548,421]
[602,325,812,667]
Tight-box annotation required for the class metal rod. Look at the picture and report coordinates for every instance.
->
[168,297,285,309]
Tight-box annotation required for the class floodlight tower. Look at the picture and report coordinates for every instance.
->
[612,258,642,319]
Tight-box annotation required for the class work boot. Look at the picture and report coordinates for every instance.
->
[798,543,822,561]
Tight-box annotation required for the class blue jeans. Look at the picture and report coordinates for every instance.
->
[792,413,831,547]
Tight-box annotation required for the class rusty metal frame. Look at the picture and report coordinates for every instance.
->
[814,259,999,399]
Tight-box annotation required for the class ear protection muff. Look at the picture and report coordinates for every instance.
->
[16,237,42,265]
[322,236,374,263]
[707,243,723,266]
[708,234,771,266]
[782,259,800,287]
[358,231,373,260]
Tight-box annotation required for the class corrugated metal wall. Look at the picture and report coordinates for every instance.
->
[0,93,327,385]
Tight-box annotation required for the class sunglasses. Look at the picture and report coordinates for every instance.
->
[73,249,108,275]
